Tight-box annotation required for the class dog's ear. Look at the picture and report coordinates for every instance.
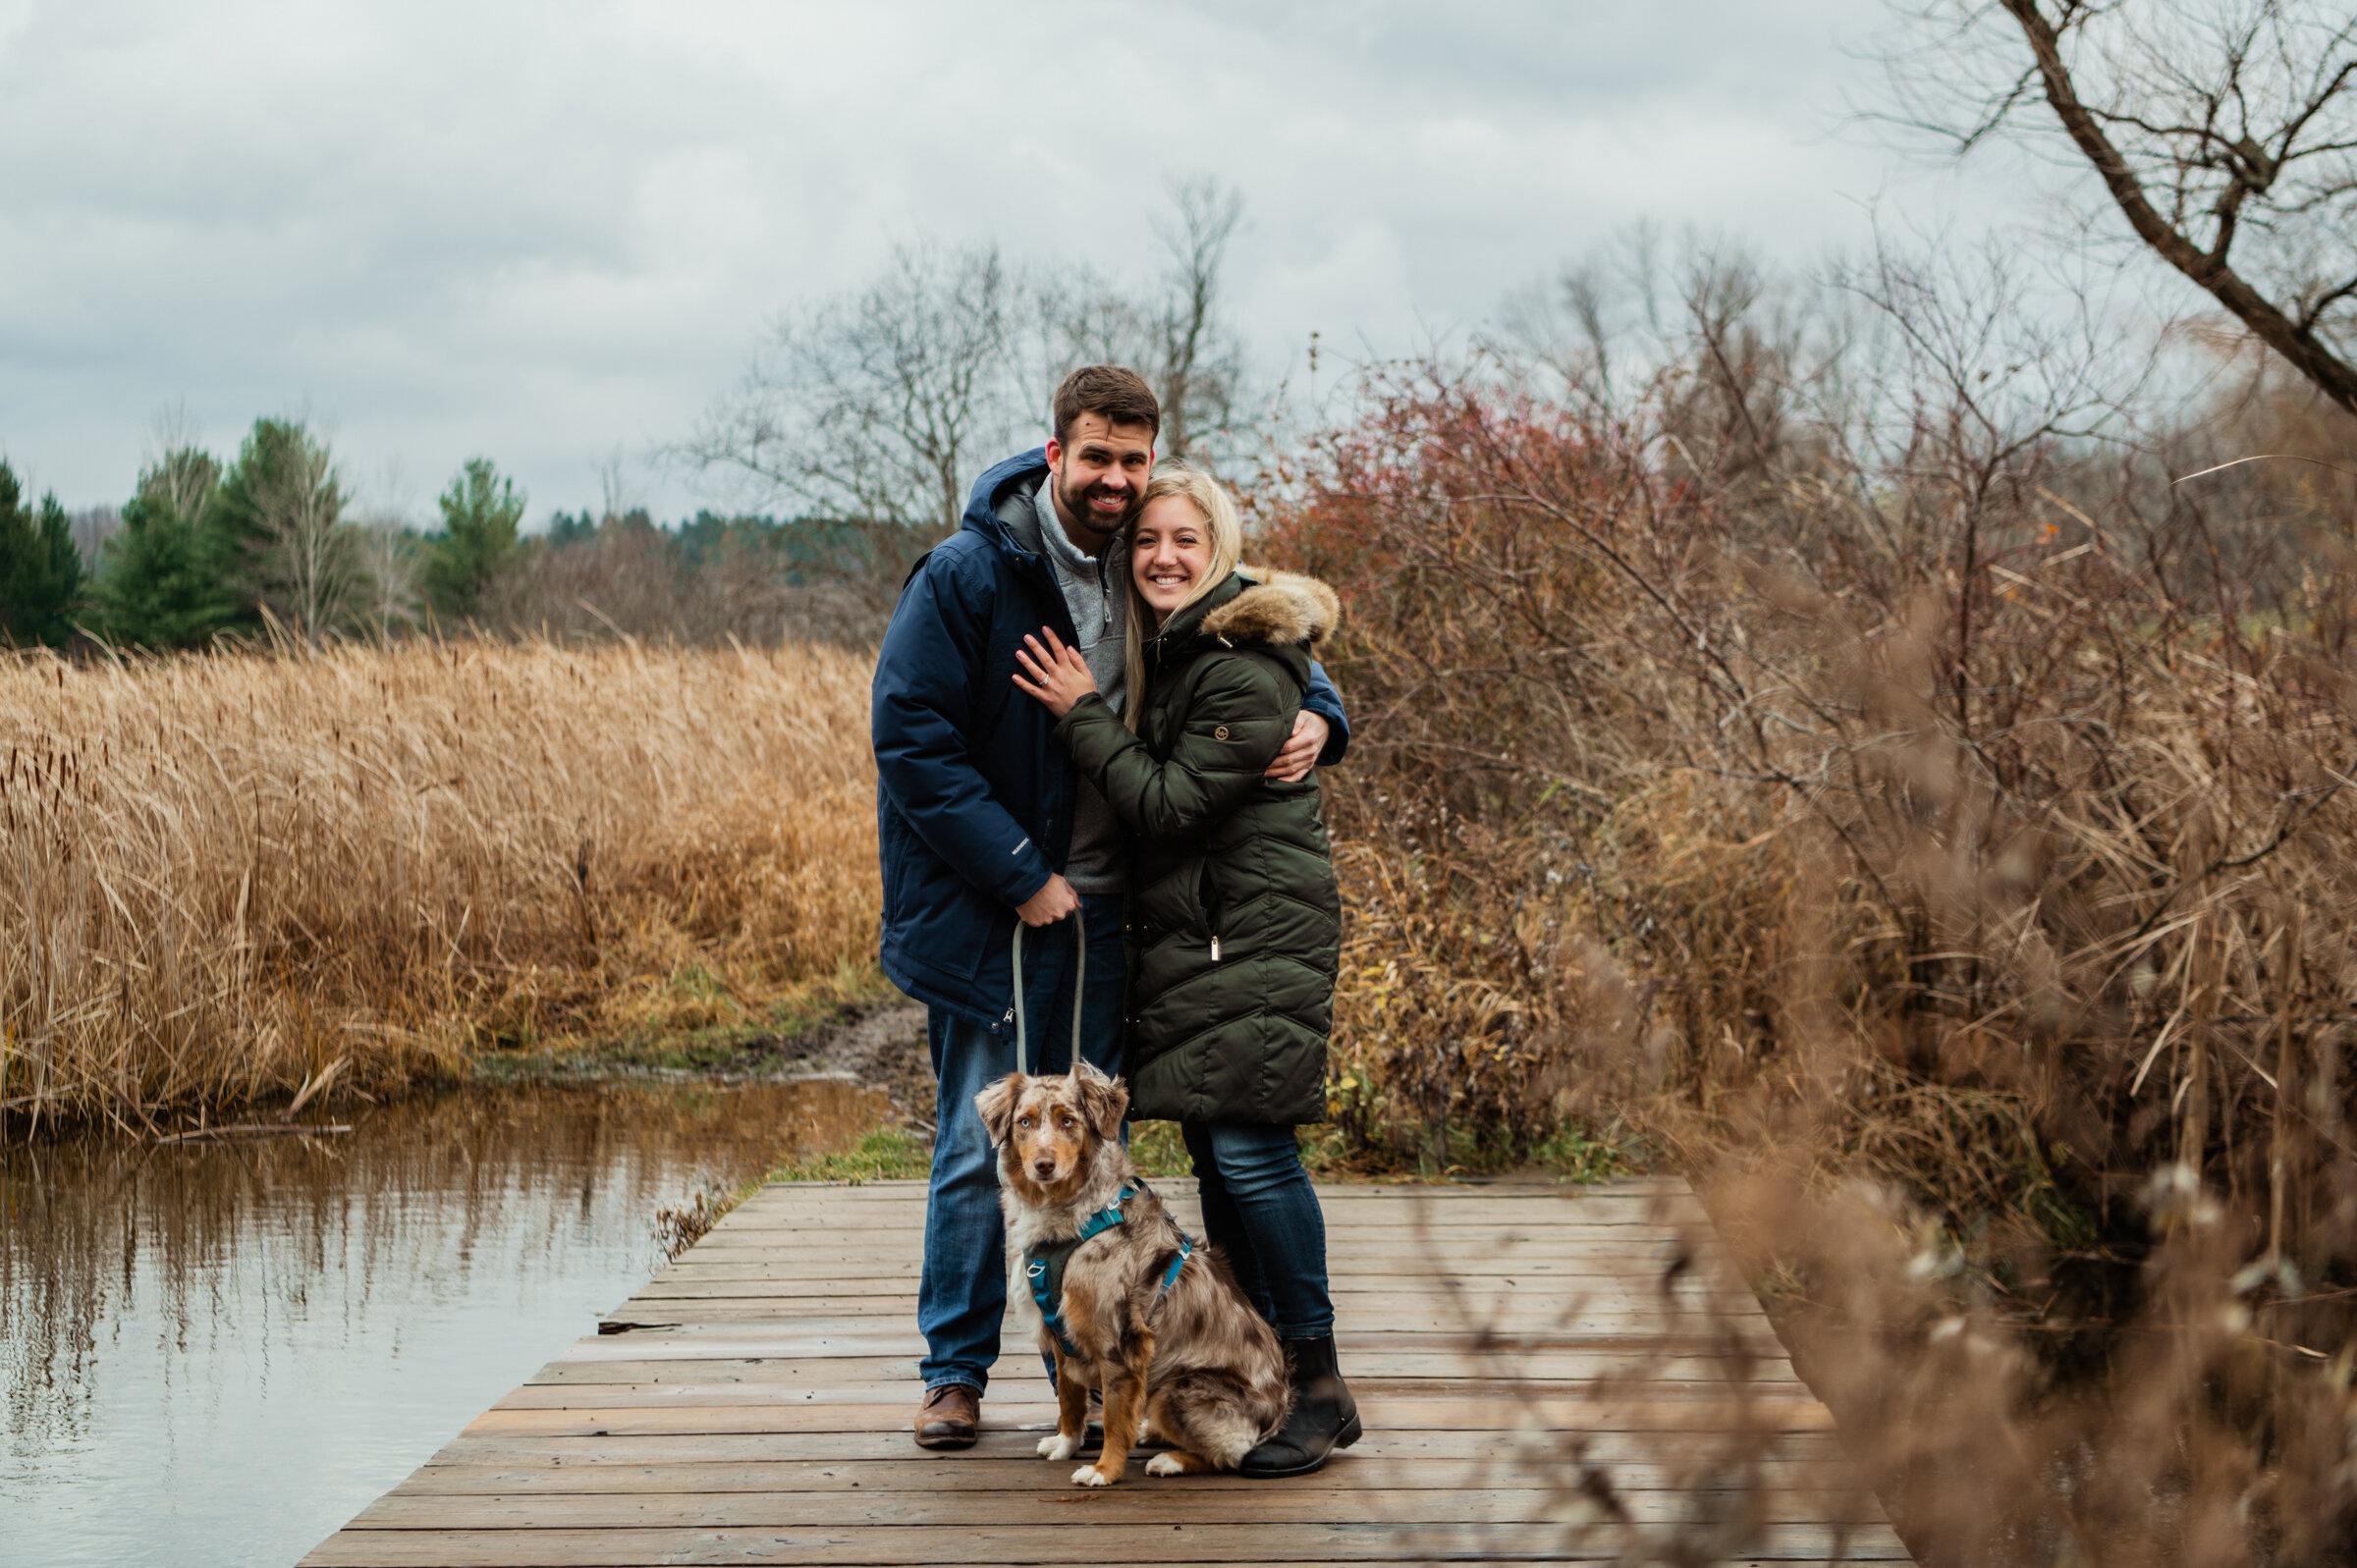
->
[1073,1066,1128,1141]
[973,1073,1023,1146]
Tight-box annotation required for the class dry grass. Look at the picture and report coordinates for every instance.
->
[1,637,878,1128]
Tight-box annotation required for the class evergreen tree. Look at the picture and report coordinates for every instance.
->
[421,458,526,621]
[92,447,236,648]
[208,418,366,642]
[0,461,87,647]
[546,509,597,547]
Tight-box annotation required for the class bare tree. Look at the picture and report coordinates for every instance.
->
[351,460,421,638]
[595,446,638,527]
[1888,0,2357,410]
[679,241,1045,534]
[1061,177,1250,461]
[684,186,1259,533]
[216,419,368,644]
[1147,176,1248,460]
[68,507,120,572]
[264,438,362,644]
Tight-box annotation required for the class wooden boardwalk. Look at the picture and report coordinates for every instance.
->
[303,1177,1912,1565]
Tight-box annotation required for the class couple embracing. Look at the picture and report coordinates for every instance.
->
[870,365,1358,1477]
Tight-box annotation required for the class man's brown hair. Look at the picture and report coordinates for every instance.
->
[1052,365,1160,446]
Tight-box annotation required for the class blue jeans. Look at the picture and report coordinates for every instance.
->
[1180,1120,1335,1339]
[918,892,1126,1393]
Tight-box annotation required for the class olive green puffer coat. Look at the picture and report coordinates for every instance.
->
[1055,567,1343,1124]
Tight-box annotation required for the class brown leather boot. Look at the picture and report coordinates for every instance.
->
[913,1383,980,1450]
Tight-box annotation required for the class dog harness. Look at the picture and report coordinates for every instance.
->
[1024,1182,1195,1355]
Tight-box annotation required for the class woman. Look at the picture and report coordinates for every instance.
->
[1011,465,1355,1478]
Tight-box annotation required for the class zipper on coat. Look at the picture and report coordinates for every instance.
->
[1210,936,1222,962]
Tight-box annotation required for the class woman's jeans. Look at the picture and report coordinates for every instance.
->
[1179,1120,1335,1340]
[916,893,1126,1394]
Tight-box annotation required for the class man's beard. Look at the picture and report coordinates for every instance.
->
[1055,471,1141,542]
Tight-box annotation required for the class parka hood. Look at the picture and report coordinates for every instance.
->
[1196,567,1341,648]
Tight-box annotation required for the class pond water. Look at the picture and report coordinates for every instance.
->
[0,1079,886,1568]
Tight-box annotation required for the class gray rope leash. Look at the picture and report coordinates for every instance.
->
[1011,904,1086,1076]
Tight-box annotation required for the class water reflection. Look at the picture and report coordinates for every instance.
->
[0,1079,884,1568]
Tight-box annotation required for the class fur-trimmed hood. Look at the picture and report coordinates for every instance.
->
[1197,567,1340,648]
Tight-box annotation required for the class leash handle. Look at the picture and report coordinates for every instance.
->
[1010,904,1087,1077]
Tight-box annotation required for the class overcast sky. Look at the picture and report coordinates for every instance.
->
[0,0,2026,521]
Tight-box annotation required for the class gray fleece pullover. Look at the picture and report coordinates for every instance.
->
[996,471,1129,895]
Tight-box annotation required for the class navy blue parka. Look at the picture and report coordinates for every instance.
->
[872,448,1349,1034]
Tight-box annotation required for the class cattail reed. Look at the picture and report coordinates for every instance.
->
[1,637,878,1128]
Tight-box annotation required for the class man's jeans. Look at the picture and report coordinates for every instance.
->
[917,892,1125,1393]
[1179,1119,1336,1340]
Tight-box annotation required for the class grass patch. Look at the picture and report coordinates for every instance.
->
[1128,1118,1192,1177]
[470,961,900,1083]
[767,1125,932,1184]
[1531,1119,1643,1184]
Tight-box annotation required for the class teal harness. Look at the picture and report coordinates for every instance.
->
[1025,1182,1195,1355]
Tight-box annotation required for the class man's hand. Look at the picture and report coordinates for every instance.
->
[1016,873,1081,927]
[1265,711,1329,784]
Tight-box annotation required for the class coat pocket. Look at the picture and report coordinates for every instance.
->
[1132,853,1211,944]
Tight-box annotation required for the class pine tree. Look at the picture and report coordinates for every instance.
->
[0,461,88,647]
[421,458,526,622]
[92,447,237,648]
[208,418,366,642]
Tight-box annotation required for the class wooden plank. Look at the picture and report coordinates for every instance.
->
[707,1202,1706,1225]
[707,1206,1709,1225]
[647,1249,1703,1270]
[620,1281,1706,1309]
[749,1178,1697,1193]
[521,1353,1800,1386]
[302,1520,1911,1565]
[392,1457,1864,1498]
[592,1299,1769,1331]
[633,1267,1750,1291]
[708,1210,1710,1233]
[558,1328,1784,1362]
[614,1282,1762,1306]
[598,1302,1768,1333]
[613,1291,1772,1316]
[350,1486,1888,1529]
[748,1178,1697,1197]
[415,1426,1856,1468]
[460,1397,1843,1437]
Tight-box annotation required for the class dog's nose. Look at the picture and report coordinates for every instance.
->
[1030,1158,1057,1178]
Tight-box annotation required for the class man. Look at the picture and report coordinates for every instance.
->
[871,365,1348,1449]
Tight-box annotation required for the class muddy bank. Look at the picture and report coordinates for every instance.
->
[471,998,938,1125]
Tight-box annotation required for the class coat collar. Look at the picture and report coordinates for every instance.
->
[959,447,1053,562]
[1144,568,1249,657]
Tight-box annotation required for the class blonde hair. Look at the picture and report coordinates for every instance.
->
[1122,466,1243,730]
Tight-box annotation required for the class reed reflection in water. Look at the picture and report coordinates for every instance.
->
[0,1079,885,1568]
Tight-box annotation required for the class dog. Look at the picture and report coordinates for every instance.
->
[975,1061,1290,1487]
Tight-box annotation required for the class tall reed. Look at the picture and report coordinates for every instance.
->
[1,638,878,1128]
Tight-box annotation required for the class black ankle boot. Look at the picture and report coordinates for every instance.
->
[1237,1333,1361,1478]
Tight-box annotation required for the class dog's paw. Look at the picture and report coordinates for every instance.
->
[1144,1452,1185,1477]
[1070,1464,1114,1487]
[1037,1432,1083,1461]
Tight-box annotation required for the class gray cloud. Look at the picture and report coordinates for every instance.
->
[0,0,2015,519]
